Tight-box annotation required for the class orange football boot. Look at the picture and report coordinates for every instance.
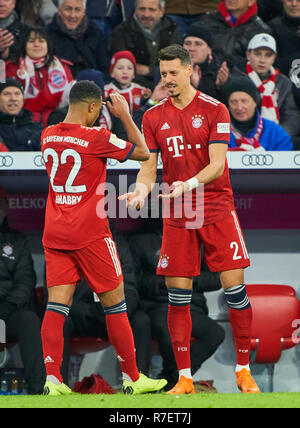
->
[166,375,195,395]
[236,369,260,393]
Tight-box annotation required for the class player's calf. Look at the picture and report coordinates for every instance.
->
[224,284,253,368]
[41,302,70,384]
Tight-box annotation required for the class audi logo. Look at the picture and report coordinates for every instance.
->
[0,155,13,167]
[107,158,118,167]
[242,154,274,167]
[294,154,300,166]
[33,154,45,167]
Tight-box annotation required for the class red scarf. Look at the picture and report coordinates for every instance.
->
[246,62,279,123]
[231,115,264,151]
[218,1,258,28]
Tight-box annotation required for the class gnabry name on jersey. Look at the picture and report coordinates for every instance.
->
[55,194,82,205]
[43,135,89,148]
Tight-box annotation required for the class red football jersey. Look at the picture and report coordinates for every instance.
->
[104,81,145,113]
[41,123,134,250]
[142,91,235,226]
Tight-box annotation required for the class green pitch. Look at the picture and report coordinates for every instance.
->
[0,392,300,408]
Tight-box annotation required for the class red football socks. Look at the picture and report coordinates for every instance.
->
[105,312,139,382]
[167,304,192,372]
[229,307,253,366]
[41,303,70,383]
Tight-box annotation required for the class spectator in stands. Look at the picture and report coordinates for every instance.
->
[0,78,43,151]
[233,33,300,140]
[128,221,225,390]
[109,0,181,89]
[16,0,58,27]
[164,0,220,39]
[47,0,109,78]
[0,187,46,394]
[268,0,300,78]
[105,51,148,114]
[225,77,293,151]
[182,23,230,100]
[257,0,283,22]
[198,0,271,67]
[0,0,27,60]
[85,0,124,42]
[133,78,168,130]
[6,26,74,126]
[47,68,128,140]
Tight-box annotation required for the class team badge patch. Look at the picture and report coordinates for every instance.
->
[217,123,230,133]
[192,115,204,129]
[109,133,127,149]
[49,70,67,90]
[2,244,14,259]
[2,245,13,256]
[158,254,169,269]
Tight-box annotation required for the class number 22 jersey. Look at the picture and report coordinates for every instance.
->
[41,123,134,250]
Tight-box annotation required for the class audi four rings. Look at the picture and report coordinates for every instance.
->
[242,154,274,166]
[107,158,118,167]
[0,155,13,167]
[33,154,45,167]
[294,154,300,166]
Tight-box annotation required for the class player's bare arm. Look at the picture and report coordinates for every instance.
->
[119,152,158,209]
[107,92,150,161]
[160,143,228,199]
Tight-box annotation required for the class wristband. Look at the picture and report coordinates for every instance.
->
[185,177,199,191]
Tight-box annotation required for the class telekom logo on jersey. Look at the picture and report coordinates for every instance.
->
[167,136,184,158]
[167,136,201,158]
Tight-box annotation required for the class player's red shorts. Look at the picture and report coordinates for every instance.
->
[157,210,250,276]
[44,234,123,294]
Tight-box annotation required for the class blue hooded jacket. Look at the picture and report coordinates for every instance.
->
[229,111,293,151]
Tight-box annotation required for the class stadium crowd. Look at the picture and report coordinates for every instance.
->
[0,0,300,394]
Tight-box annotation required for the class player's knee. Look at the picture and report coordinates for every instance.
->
[48,284,75,307]
[98,281,125,308]
[220,269,244,289]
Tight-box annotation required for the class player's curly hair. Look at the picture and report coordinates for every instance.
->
[69,80,102,104]
[158,44,191,66]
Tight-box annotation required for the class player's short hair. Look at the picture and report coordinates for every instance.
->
[69,80,102,105]
[158,44,191,66]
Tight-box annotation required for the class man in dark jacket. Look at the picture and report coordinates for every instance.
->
[182,23,230,101]
[47,0,109,78]
[198,0,272,68]
[109,0,181,88]
[0,0,27,60]
[85,0,126,41]
[0,187,46,394]
[257,0,283,22]
[0,78,43,151]
[268,0,300,78]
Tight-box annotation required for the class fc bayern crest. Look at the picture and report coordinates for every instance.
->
[159,254,169,269]
[2,244,13,256]
[192,115,204,129]
[49,70,66,90]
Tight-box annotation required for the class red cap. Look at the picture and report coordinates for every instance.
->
[109,50,137,74]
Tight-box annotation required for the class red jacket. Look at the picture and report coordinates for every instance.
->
[6,58,74,126]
